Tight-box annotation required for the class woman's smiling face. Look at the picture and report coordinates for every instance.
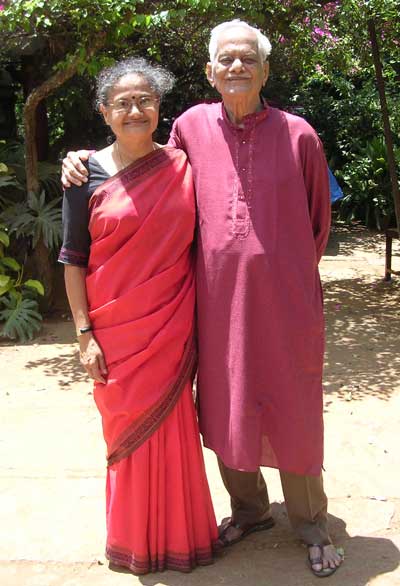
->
[100,74,160,141]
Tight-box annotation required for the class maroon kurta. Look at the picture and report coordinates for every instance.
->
[169,102,330,476]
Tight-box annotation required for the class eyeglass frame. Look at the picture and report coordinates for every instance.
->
[106,95,160,113]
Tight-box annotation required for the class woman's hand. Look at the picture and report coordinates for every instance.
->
[79,332,108,384]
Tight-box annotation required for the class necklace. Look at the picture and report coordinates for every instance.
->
[115,141,157,170]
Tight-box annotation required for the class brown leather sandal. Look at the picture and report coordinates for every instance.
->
[217,516,275,547]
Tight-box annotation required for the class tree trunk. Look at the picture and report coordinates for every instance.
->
[20,56,49,161]
[368,18,400,231]
[22,37,105,307]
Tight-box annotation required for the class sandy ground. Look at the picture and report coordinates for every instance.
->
[1,221,400,586]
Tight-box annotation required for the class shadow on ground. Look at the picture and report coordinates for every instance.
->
[325,221,385,257]
[324,276,400,401]
[24,351,88,386]
[108,505,400,586]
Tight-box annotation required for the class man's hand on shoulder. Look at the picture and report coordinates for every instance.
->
[61,150,91,188]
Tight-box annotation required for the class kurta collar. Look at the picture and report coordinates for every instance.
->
[220,99,269,131]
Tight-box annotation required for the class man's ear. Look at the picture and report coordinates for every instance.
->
[206,62,214,87]
[262,61,270,86]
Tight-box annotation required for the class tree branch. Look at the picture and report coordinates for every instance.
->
[23,35,105,193]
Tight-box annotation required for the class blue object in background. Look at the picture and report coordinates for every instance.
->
[328,168,344,203]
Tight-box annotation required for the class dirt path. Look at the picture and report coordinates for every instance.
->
[1,222,400,586]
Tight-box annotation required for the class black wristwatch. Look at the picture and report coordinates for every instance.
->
[77,325,92,336]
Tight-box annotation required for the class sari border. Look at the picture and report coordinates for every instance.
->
[88,146,181,214]
[106,542,214,575]
[107,332,197,467]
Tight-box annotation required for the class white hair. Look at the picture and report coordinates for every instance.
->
[209,19,272,62]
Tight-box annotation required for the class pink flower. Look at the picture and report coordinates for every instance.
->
[323,1,340,16]
[313,26,327,38]
[311,25,339,43]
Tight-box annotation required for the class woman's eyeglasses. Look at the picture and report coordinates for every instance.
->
[107,96,159,113]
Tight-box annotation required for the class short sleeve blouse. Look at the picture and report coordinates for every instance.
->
[58,157,109,267]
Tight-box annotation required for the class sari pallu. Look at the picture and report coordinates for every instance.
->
[86,147,196,464]
[85,147,218,573]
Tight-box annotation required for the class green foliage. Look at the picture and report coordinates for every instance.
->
[1,0,399,232]
[0,0,173,76]
[0,146,46,340]
[339,137,398,229]
[1,190,62,250]
[0,163,20,190]
[0,142,62,252]
[0,295,43,342]
[0,223,44,342]
[0,142,24,208]
[285,1,400,230]
[0,140,62,202]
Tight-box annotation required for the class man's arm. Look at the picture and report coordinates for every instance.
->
[61,150,92,188]
[168,117,184,150]
[302,134,331,263]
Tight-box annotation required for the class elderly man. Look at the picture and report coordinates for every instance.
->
[61,20,343,577]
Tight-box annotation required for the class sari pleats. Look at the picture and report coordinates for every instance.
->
[105,383,218,574]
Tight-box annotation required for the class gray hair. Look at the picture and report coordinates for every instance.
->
[95,57,175,107]
[209,20,272,62]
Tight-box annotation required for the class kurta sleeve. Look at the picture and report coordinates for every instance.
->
[301,132,331,263]
[168,117,184,149]
[58,180,91,267]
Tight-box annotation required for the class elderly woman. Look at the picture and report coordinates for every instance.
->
[59,57,218,574]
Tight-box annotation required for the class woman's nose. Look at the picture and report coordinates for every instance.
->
[127,103,142,115]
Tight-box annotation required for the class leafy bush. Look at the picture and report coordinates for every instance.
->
[1,190,62,250]
[0,146,53,341]
[291,74,399,230]
[0,224,44,342]
[0,140,62,202]
[338,137,398,230]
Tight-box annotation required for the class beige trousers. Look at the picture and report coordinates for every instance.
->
[218,458,331,546]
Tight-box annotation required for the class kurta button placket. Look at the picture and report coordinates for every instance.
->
[223,105,268,238]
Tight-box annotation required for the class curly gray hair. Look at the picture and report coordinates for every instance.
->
[95,57,175,108]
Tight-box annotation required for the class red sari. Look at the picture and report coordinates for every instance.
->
[85,147,217,574]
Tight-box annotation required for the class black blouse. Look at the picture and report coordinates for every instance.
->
[58,157,110,267]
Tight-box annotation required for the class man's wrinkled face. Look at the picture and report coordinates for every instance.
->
[207,27,269,102]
